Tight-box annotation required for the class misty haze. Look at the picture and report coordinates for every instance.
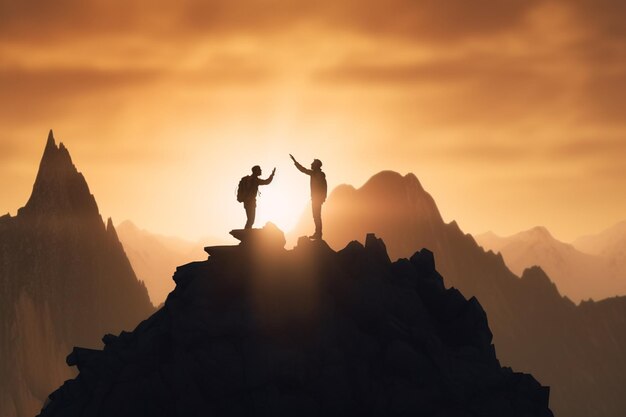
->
[1,1,625,417]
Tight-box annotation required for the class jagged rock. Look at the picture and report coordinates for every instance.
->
[38,229,552,417]
[0,132,154,417]
[229,223,286,249]
[204,245,239,257]
[365,233,391,264]
[205,223,287,258]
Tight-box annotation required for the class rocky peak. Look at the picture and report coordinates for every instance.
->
[519,226,555,241]
[38,225,553,417]
[0,131,154,417]
[106,217,120,240]
[367,171,443,223]
[360,171,429,200]
[19,130,100,219]
[117,219,140,234]
[320,171,445,239]
[520,266,563,298]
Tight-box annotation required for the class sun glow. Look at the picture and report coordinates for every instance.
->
[253,173,310,234]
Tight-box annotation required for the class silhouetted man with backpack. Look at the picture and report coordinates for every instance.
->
[290,154,327,239]
[237,165,275,229]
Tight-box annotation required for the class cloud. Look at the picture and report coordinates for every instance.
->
[444,142,532,163]
[553,137,626,158]
[313,55,579,131]
[2,0,623,44]
[567,0,626,38]
[0,139,23,162]
[314,54,548,87]
[0,66,160,126]
[0,67,158,96]
[0,0,537,40]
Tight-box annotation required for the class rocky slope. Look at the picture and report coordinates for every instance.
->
[0,131,154,417]
[292,171,626,417]
[38,225,552,417]
[476,227,622,302]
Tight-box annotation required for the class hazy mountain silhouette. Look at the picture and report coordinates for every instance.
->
[0,132,154,417]
[291,171,626,417]
[116,220,211,305]
[476,227,624,302]
[574,220,626,256]
[38,225,552,417]
[574,221,626,281]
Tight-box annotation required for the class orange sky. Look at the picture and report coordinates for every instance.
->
[1,0,625,242]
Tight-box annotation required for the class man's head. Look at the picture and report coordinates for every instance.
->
[311,159,322,170]
[251,165,262,176]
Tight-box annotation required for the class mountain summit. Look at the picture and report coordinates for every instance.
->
[20,130,99,218]
[0,132,154,417]
[39,225,552,417]
[294,171,447,260]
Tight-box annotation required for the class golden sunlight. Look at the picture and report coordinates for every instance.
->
[253,173,309,234]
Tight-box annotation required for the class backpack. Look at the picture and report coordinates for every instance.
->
[236,176,253,203]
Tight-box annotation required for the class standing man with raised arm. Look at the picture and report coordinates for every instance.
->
[237,165,276,229]
[290,154,327,240]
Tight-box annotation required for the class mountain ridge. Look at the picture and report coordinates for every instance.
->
[574,221,626,269]
[292,170,626,417]
[0,132,154,417]
[475,226,623,302]
[20,130,99,219]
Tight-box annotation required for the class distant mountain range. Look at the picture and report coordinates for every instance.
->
[575,221,626,255]
[574,221,626,278]
[476,226,626,302]
[291,171,626,417]
[0,132,154,417]
[116,220,208,306]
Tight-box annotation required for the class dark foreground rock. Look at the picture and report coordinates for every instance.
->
[39,225,552,417]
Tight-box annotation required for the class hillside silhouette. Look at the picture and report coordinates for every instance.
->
[476,226,625,302]
[291,171,626,417]
[39,224,552,417]
[0,132,154,417]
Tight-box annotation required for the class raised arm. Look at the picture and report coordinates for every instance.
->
[290,154,312,175]
[258,168,276,185]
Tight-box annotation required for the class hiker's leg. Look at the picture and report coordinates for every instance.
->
[245,201,256,229]
[312,200,322,238]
